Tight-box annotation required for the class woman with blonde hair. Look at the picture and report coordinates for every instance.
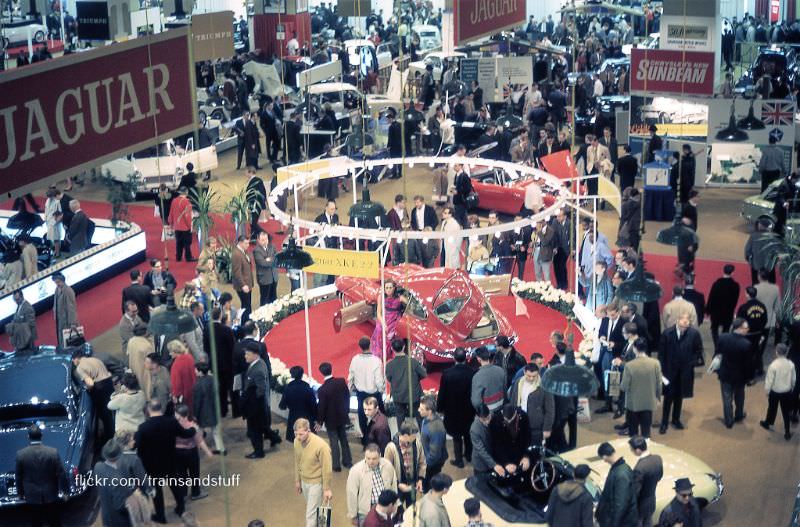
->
[168,340,196,411]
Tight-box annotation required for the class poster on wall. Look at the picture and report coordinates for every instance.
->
[666,139,708,188]
[453,0,525,45]
[130,8,162,36]
[630,48,715,97]
[192,11,234,61]
[707,98,796,184]
[460,58,479,85]
[496,56,533,86]
[76,1,111,40]
[477,57,496,102]
[659,15,714,51]
[629,95,709,139]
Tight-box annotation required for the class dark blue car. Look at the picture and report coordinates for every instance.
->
[0,350,95,506]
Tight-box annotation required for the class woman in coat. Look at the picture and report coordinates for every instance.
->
[107,373,146,433]
[617,187,641,251]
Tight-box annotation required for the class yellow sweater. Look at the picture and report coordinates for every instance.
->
[294,433,333,490]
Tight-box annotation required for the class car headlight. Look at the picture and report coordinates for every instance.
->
[707,473,724,503]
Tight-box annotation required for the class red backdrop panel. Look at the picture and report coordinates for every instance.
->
[252,12,311,57]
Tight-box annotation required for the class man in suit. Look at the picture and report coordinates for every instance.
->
[121,269,152,322]
[143,259,176,307]
[682,189,699,231]
[234,110,247,169]
[386,110,403,162]
[314,200,340,285]
[628,436,663,527]
[621,302,650,347]
[316,362,352,471]
[259,96,281,162]
[203,307,236,417]
[715,318,754,428]
[253,231,278,306]
[661,285,698,330]
[595,303,626,414]
[599,127,618,179]
[531,219,557,283]
[621,338,662,437]
[167,187,195,262]
[285,112,304,164]
[241,344,269,458]
[136,398,197,522]
[15,424,68,526]
[67,199,90,253]
[436,348,475,468]
[410,195,438,231]
[243,111,261,169]
[119,300,146,356]
[659,313,703,434]
[707,264,741,346]
[452,164,473,228]
[683,276,706,330]
[646,124,662,164]
[7,289,36,352]
[616,145,639,192]
[231,235,254,323]
[245,166,267,239]
[552,209,571,290]
[585,134,610,198]
[52,273,78,348]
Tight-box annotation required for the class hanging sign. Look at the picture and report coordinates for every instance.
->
[454,0,526,45]
[76,1,111,41]
[192,11,234,62]
[630,49,715,97]
[305,247,380,279]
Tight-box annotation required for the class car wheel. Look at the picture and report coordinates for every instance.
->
[210,109,224,121]
[34,30,45,43]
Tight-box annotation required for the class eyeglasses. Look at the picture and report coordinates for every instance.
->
[679,493,693,498]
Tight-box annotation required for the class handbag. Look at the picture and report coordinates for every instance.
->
[605,368,621,398]
[316,501,332,527]
[576,396,591,423]
[63,326,86,347]
[161,225,175,241]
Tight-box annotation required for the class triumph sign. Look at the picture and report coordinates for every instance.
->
[454,0,525,45]
[0,28,195,197]
[630,49,715,97]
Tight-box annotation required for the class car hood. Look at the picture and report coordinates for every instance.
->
[562,439,722,511]
[0,421,74,473]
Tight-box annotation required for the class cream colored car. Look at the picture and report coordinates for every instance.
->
[403,438,722,526]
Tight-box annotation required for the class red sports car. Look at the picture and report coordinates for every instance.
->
[335,265,516,365]
[470,169,559,216]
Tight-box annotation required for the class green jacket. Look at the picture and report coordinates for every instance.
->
[596,457,638,527]
[385,354,427,404]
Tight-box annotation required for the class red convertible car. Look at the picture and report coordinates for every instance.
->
[335,265,516,365]
[470,169,559,216]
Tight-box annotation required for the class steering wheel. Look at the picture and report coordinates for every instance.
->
[530,459,557,493]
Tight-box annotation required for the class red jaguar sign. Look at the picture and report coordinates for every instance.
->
[454,0,526,45]
[630,49,715,97]
[0,28,195,197]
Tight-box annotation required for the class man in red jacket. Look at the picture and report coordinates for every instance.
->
[316,362,352,472]
[363,489,400,527]
[168,186,195,262]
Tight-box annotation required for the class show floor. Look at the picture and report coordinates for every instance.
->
[1,145,793,526]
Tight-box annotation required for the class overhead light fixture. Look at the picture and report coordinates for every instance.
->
[148,286,198,335]
[495,114,523,129]
[737,99,765,130]
[656,208,694,246]
[615,260,663,303]
[541,348,599,397]
[275,235,314,270]
[715,100,748,142]
[348,188,386,228]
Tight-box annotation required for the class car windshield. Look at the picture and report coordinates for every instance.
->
[432,273,472,325]
[406,294,427,319]
[0,403,68,424]
[420,31,437,38]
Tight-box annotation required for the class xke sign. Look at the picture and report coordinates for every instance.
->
[0,28,195,197]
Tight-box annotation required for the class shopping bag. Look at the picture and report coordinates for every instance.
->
[605,369,621,398]
[576,396,591,423]
[316,502,332,527]
[63,326,86,347]
[161,225,175,241]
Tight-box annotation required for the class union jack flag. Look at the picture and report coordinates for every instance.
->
[761,102,794,126]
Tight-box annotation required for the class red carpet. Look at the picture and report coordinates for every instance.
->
[264,296,581,390]
[0,195,750,354]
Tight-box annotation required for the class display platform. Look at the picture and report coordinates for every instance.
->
[263,293,579,390]
[0,211,146,330]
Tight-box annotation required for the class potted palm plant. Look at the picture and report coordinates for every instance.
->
[92,169,140,232]
[224,184,260,239]
[190,186,219,251]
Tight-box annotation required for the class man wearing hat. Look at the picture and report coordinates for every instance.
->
[646,125,662,164]
[658,477,702,527]
[94,439,137,527]
[168,186,195,262]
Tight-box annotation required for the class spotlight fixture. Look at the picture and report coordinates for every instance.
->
[348,188,386,229]
[275,235,314,270]
[541,348,599,397]
[715,100,748,142]
[148,286,198,335]
[737,99,765,130]
[615,260,662,303]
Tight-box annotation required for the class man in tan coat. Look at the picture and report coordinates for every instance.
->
[661,285,698,330]
[621,337,662,438]
[53,272,78,348]
[346,443,398,525]
[231,235,254,322]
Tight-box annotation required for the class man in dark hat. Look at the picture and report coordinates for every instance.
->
[646,124,662,164]
[658,478,702,527]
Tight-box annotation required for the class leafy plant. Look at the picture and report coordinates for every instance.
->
[758,232,800,331]
[214,235,235,284]
[190,186,219,249]
[223,184,260,238]
[91,169,140,229]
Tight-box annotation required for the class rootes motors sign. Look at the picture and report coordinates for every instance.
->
[0,28,195,197]
[630,48,715,97]
[454,0,525,45]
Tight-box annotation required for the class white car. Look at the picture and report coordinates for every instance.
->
[102,138,218,193]
[408,51,467,80]
[411,24,441,52]
[638,97,708,124]
[342,39,392,72]
[1,18,47,47]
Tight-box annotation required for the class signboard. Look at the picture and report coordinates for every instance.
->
[0,28,195,198]
[771,0,780,22]
[192,11,235,62]
[459,58,479,85]
[630,49,715,97]
[276,23,285,41]
[337,0,372,16]
[660,15,713,51]
[304,247,380,279]
[496,56,532,85]
[130,8,163,36]
[76,1,111,41]
[708,98,796,184]
[297,60,342,89]
[477,57,496,101]
[454,0,526,45]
